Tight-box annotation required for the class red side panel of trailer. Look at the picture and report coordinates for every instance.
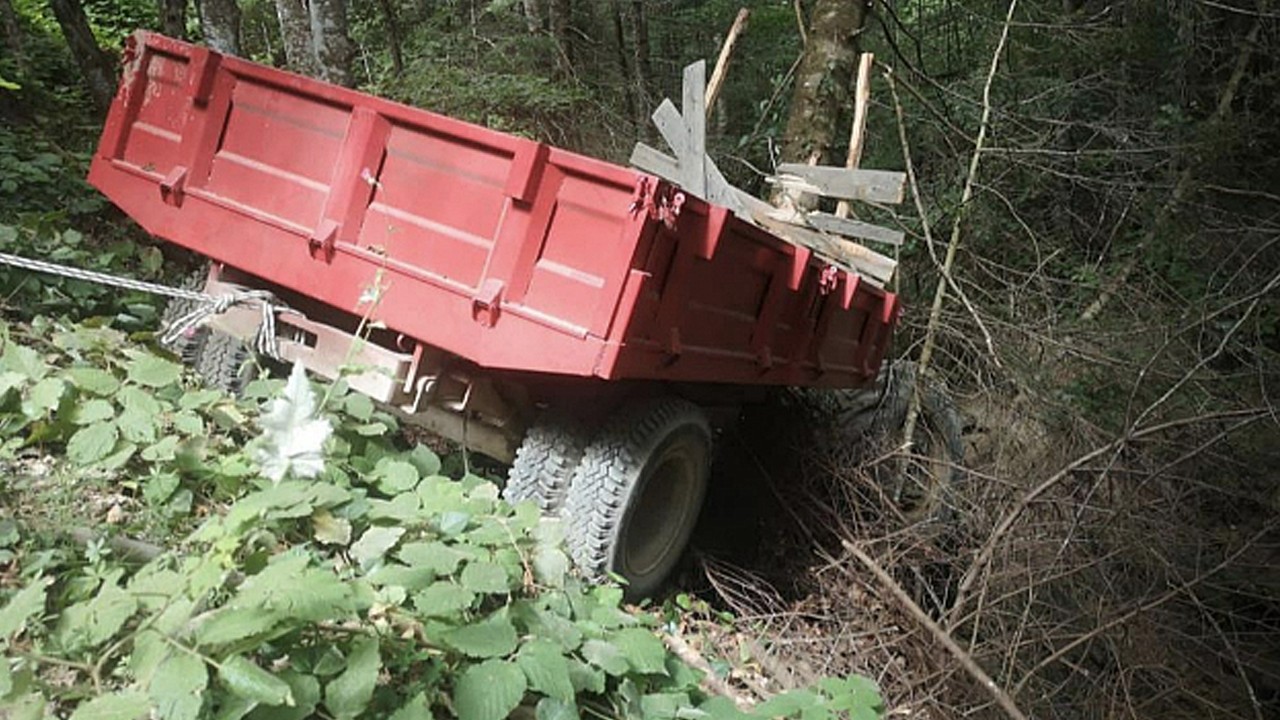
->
[90,33,897,387]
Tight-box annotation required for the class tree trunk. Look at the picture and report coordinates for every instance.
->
[1,0,25,65]
[376,0,404,76]
[780,0,866,170]
[274,0,317,75]
[50,0,117,113]
[548,0,572,71]
[309,0,354,87]
[608,0,636,130]
[197,0,241,55]
[521,0,543,32]
[159,0,186,38]
[629,0,650,121]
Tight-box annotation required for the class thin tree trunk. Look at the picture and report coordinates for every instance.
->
[50,0,117,113]
[779,0,866,177]
[309,0,354,86]
[274,0,316,75]
[159,0,186,38]
[197,0,242,55]
[376,0,404,76]
[609,0,636,130]
[521,0,543,32]
[548,0,572,71]
[629,0,650,125]
[2,0,26,66]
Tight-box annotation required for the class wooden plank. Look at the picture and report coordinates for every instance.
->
[836,52,875,218]
[806,212,904,246]
[754,213,896,285]
[631,140,744,217]
[682,61,707,197]
[774,163,906,204]
[651,100,694,189]
[705,8,751,115]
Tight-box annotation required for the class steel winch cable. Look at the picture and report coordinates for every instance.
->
[0,250,294,360]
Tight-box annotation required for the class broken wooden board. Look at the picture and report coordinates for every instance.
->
[805,212,904,247]
[753,213,896,286]
[773,163,906,204]
[630,138,744,217]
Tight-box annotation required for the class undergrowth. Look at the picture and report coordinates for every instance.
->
[0,317,884,720]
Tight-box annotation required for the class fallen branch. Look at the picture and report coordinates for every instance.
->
[663,630,755,711]
[838,540,1029,720]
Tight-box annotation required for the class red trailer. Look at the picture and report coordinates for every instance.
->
[89,32,899,596]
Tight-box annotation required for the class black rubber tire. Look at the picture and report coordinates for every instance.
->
[564,397,712,600]
[194,329,255,395]
[503,415,591,515]
[158,270,210,365]
[813,361,966,523]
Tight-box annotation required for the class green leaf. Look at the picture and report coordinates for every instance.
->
[24,377,66,416]
[389,692,430,720]
[373,458,418,494]
[195,607,281,647]
[74,398,116,425]
[66,367,120,396]
[567,659,605,694]
[0,575,51,641]
[218,656,293,706]
[118,386,162,416]
[312,510,352,546]
[536,697,580,720]
[247,671,320,720]
[517,639,575,702]
[55,581,138,651]
[343,393,374,421]
[349,526,405,568]
[455,659,526,720]
[398,541,467,575]
[460,560,512,594]
[613,628,668,675]
[127,354,183,387]
[66,422,119,465]
[443,608,518,658]
[117,407,158,444]
[412,581,474,617]
[1,344,46,381]
[324,636,379,719]
[171,410,205,436]
[641,692,692,719]
[753,689,819,718]
[67,690,149,720]
[581,639,629,676]
[407,445,442,476]
[149,650,208,720]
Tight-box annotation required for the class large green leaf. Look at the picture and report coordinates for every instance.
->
[412,581,475,617]
[246,671,320,720]
[65,367,120,396]
[195,607,281,647]
[443,608,518,658]
[218,656,293,706]
[516,639,575,702]
[126,354,183,388]
[460,561,512,594]
[55,581,138,652]
[0,575,50,641]
[66,421,119,465]
[254,362,332,481]
[349,526,406,568]
[612,628,668,675]
[149,650,208,720]
[67,690,149,720]
[388,692,430,720]
[535,697,580,720]
[324,636,380,719]
[580,639,629,676]
[454,659,527,720]
[398,541,467,575]
[752,689,819,718]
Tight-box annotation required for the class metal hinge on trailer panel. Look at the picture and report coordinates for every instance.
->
[630,176,685,230]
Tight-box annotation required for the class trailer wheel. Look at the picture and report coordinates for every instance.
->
[503,415,590,514]
[195,330,255,395]
[827,361,965,523]
[158,270,210,364]
[564,398,712,599]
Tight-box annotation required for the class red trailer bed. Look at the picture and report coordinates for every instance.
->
[89,32,897,391]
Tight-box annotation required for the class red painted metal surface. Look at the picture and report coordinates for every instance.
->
[90,32,898,388]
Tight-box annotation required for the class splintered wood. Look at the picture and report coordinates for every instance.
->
[629,53,904,287]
